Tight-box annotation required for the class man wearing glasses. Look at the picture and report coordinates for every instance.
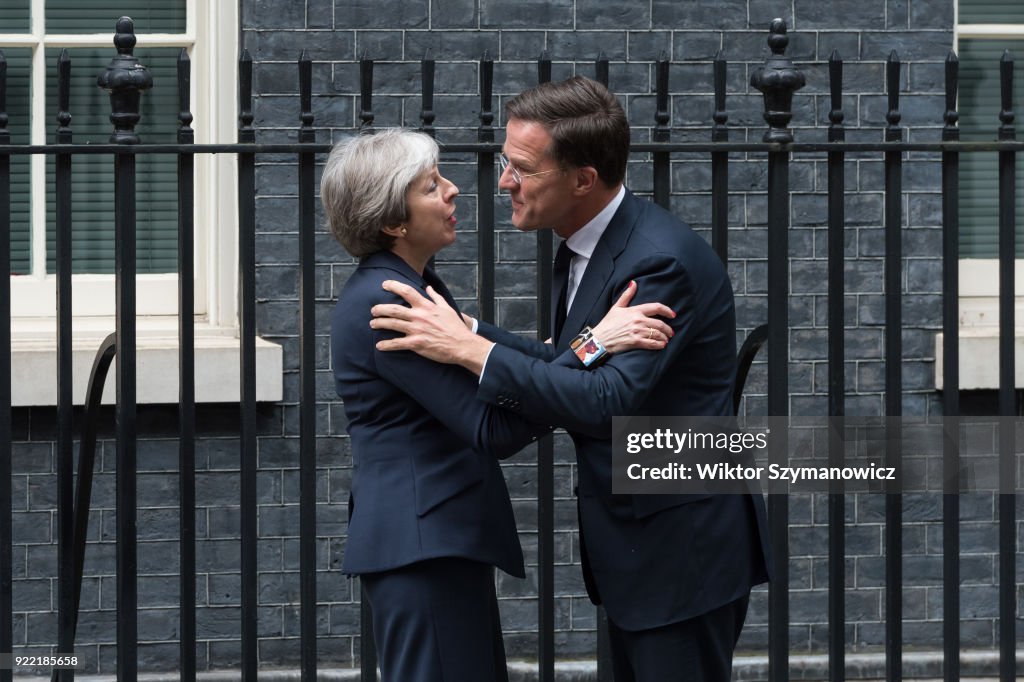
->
[371,76,770,681]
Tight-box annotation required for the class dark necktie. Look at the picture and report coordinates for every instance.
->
[552,241,574,341]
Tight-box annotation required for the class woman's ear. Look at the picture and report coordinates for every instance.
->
[382,224,406,238]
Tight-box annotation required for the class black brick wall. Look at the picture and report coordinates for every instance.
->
[10,0,1024,675]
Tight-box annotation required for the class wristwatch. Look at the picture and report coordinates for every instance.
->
[570,326,610,367]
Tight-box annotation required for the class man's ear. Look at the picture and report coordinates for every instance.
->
[572,166,599,196]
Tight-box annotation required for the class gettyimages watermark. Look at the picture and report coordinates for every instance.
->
[611,416,1024,495]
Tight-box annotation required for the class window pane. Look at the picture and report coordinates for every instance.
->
[0,2,31,33]
[45,48,179,274]
[45,1,186,34]
[5,49,32,275]
[958,39,1024,258]
[960,0,1024,24]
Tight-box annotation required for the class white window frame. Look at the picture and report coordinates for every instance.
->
[938,5,1024,389]
[3,0,238,323]
[7,1,283,405]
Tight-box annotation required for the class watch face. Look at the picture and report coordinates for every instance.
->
[580,339,603,365]
[573,332,606,366]
[570,328,590,352]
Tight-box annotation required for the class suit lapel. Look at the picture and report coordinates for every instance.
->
[554,190,643,349]
[422,266,462,315]
[362,250,461,315]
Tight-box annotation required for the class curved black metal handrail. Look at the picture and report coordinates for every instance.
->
[70,334,116,638]
[734,323,769,415]
[50,333,115,682]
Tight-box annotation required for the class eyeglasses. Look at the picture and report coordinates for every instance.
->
[499,153,560,185]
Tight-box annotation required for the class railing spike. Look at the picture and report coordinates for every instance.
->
[538,50,551,84]
[177,49,193,138]
[359,54,374,131]
[944,50,959,132]
[478,52,494,142]
[238,49,254,139]
[595,51,608,87]
[886,51,902,130]
[713,50,728,133]
[299,50,314,135]
[421,51,436,137]
[654,52,670,141]
[56,49,71,141]
[829,49,844,129]
[0,50,7,135]
[1000,50,1015,134]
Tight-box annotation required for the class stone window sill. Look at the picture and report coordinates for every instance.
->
[11,317,283,407]
[935,328,1024,391]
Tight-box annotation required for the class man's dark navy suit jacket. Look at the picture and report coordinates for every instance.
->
[475,190,772,631]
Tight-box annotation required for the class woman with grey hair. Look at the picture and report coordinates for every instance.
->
[324,129,671,681]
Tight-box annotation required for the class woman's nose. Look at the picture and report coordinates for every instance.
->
[445,179,459,200]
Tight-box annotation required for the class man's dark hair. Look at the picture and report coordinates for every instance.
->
[506,76,629,187]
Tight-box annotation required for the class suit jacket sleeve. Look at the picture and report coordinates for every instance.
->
[477,254,716,437]
[476,317,605,365]
[373,311,553,458]
[476,320,558,361]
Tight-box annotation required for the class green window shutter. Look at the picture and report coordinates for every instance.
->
[6,49,32,275]
[0,2,31,33]
[958,38,1024,258]
[45,1,185,34]
[960,0,1024,24]
[44,48,179,274]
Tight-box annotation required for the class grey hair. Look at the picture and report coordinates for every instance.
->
[320,129,440,257]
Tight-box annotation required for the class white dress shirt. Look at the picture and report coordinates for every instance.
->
[563,185,626,312]
[479,185,626,381]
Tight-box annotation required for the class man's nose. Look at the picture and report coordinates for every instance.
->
[497,166,517,191]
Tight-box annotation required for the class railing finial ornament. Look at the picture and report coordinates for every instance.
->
[96,17,152,144]
[750,18,805,144]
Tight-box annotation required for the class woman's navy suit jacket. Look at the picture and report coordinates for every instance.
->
[331,250,552,578]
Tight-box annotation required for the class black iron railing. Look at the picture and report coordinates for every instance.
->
[0,14,1017,682]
